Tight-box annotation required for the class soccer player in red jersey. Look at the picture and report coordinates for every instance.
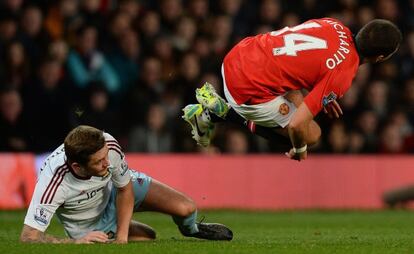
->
[182,18,402,161]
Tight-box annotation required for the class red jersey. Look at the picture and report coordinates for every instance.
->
[223,18,360,116]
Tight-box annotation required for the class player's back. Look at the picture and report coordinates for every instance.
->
[223,18,359,106]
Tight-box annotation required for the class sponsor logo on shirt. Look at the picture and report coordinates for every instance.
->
[34,207,52,226]
[322,91,337,106]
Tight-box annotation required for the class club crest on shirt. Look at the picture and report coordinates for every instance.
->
[137,177,144,186]
[278,103,290,115]
[34,207,52,226]
[322,91,337,106]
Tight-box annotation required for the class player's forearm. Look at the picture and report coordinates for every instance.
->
[115,181,134,242]
[288,102,314,148]
[287,123,307,149]
[20,225,75,243]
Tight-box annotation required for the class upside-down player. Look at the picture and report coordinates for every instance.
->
[183,18,402,160]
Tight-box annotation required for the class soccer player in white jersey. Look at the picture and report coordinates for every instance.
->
[20,125,232,243]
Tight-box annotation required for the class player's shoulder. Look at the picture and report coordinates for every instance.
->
[39,144,68,176]
[311,17,345,26]
[104,132,124,159]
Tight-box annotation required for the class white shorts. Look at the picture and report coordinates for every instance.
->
[221,65,296,128]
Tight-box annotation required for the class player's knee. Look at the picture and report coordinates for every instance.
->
[176,198,197,217]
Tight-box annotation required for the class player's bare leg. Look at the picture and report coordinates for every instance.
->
[128,220,156,241]
[139,179,196,217]
[139,179,233,240]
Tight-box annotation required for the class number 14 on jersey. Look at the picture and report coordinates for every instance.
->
[271,22,327,56]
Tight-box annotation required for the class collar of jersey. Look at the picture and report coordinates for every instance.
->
[66,161,92,180]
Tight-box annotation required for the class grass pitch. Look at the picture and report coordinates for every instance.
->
[2,210,414,254]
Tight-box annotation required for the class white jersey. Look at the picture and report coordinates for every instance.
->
[24,133,131,239]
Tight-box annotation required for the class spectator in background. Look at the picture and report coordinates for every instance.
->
[22,58,71,152]
[0,41,30,89]
[400,31,414,79]
[403,78,414,125]
[138,11,161,54]
[48,39,69,64]
[79,0,104,34]
[107,28,140,99]
[159,0,183,33]
[355,110,379,153]
[66,24,120,94]
[187,0,209,22]
[18,5,50,66]
[104,11,132,53]
[364,80,390,120]
[117,0,142,20]
[171,16,197,52]
[218,0,250,39]
[170,52,201,105]
[223,128,250,154]
[379,123,404,153]
[348,130,365,153]
[123,56,164,129]
[0,87,29,151]
[71,82,121,138]
[0,12,18,59]
[153,35,176,82]
[44,0,81,40]
[258,0,282,27]
[128,103,173,153]
[192,36,215,73]
[326,121,349,153]
[0,0,23,16]
[208,15,233,58]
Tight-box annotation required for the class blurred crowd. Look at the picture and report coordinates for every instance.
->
[0,0,414,154]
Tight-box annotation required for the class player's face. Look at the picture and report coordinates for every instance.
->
[85,144,110,177]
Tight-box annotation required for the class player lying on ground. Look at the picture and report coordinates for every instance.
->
[20,125,232,244]
[183,18,402,161]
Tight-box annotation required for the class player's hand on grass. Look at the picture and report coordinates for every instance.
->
[75,231,109,244]
[285,148,307,161]
[323,100,343,119]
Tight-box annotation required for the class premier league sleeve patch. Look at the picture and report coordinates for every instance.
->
[322,91,338,107]
[34,206,52,226]
[120,161,129,176]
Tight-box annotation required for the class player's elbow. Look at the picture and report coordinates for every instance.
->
[287,121,304,134]
[305,123,321,146]
[288,121,321,146]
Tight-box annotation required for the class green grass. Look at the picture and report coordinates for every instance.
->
[2,210,414,253]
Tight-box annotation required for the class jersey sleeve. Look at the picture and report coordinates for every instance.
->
[105,135,131,188]
[304,68,354,116]
[23,169,66,232]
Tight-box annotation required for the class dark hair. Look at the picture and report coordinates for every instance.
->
[355,19,402,58]
[64,125,105,166]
